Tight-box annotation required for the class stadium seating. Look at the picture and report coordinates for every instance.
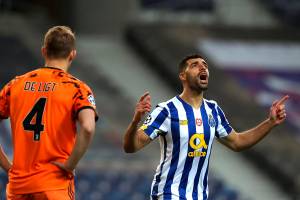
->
[0,36,37,88]
[140,0,215,11]
[261,0,300,26]
[0,170,243,200]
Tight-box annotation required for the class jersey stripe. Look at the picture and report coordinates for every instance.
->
[206,101,219,137]
[152,135,168,200]
[177,97,196,199]
[191,101,211,200]
[200,102,212,200]
[202,101,219,199]
[163,101,180,200]
[144,107,169,139]
[217,106,232,134]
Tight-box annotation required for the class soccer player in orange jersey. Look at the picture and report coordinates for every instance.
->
[0,26,98,200]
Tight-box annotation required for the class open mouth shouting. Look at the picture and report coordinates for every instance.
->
[199,73,208,84]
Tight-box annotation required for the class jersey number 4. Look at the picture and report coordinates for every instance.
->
[23,98,47,141]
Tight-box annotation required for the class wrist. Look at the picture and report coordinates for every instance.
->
[132,116,141,125]
[267,117,277,128]
[64,160,75,172]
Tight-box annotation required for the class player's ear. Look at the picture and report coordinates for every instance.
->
[41,47,47,58]
[69,49,77,61]
[179,71,186,81]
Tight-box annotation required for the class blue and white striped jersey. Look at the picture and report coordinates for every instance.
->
[141,96,232,200]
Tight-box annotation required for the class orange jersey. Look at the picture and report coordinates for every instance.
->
[0,67,98,194]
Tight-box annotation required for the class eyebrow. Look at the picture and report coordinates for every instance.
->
[190,60,208,67]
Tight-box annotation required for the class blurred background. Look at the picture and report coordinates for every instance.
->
[0,0,299,199]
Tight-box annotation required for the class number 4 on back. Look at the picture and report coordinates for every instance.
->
[23,98,47,141]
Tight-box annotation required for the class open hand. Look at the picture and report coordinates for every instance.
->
[269,95,289,126]
[133,92,151,123]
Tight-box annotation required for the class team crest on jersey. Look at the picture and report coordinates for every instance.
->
[208,114,216,127]
[195,118,202,126]
[88,95,96,106]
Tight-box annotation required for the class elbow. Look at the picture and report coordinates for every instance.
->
[81,123,95,138]
[123,144,136,153]
[230,141,249,152]
[231,145,243,152]
[228,141,243,152]
[124,148,135,154]
[228,134,246,152]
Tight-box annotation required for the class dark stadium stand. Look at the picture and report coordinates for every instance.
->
[0,170,243,200]
[0,36,37,88]
[140,0,215,11]
[261,0,300,26]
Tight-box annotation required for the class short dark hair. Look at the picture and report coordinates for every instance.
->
[43,26,75,59]
[178,54,203,73]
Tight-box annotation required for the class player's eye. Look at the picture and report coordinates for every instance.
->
[191,63,197,67]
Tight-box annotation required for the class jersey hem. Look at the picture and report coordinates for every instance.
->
[7,184,71,195]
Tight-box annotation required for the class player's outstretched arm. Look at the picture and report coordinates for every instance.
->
[123,92,152,153]
[52,109,95,174]
[218,95,289,152]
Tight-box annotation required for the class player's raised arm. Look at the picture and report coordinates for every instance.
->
[123,92,152,153]
[218,95,289,152]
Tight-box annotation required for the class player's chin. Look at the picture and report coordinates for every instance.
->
[199,83,208,91]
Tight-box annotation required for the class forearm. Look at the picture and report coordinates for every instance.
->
[123,119,140,153]
[65,129,94,170]
[236,118,275,151]
[0,147,11,172]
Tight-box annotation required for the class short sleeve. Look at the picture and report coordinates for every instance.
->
[0,81,13,119]
[73,83,98,121]
[215,105,232,138]
[140,104,169,140]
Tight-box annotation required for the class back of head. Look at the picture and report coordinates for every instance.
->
[43,26,75,59]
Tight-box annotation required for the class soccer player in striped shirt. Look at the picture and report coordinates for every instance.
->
[123,54,288,200]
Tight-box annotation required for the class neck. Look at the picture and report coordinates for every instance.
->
[44,59,70,72]
[179,88,203,109]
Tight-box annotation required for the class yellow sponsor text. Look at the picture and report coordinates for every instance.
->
[180,120,188,125]
[188,151,207,157]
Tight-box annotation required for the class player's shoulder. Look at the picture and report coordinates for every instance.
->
[154,97,177,113]
[15,68,46,81]
[204,98,219,108]
[5,69,37,87]
[59,72,92,91]
[156,96,174,108]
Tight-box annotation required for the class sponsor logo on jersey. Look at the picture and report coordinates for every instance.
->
[179,120,188,125]
[188,133,207,157]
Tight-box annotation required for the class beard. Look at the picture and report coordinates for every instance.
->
[186,73,208,92]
